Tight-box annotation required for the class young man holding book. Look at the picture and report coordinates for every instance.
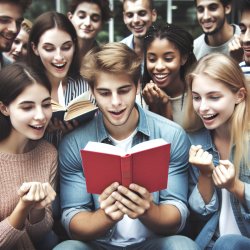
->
[54,43,199,250]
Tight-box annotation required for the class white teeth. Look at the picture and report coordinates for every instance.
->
[54,63,65,67]
[203,114,215,118]
[154,74,168,79]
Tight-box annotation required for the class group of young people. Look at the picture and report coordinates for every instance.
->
[0,0,250,250]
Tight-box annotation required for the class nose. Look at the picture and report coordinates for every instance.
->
[14,43,23,53]
[155,59,166,71]
[54,48,64,61]
[242,29,250,43]
[84,15,91,26]
[132,13,140,23]
[34,106,46,121]
[7,20,19,34]
[203,8,210,20]
[111,93,121,107]
[199,99,209,112]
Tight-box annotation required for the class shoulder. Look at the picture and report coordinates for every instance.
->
[120,34,134,48]
[194,34,205,47]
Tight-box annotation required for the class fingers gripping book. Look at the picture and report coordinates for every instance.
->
[80,138,171,194]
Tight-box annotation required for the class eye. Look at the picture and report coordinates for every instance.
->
[147,55,156,63]
[192,95,201,101]
[42,102,52,108]
[98,91,110,97]
[118,88,131,95]
[209,96,220,100]
[21,105,33,111]
[208,4,218,11]
[0,17,11,24]
[14,39,21,45]
[61,44,73,51]
[91,14,101,22]
[138,10,147,17]
[164,57,174,62]
[196,6,204,13]
[43,46,55,52]
[126,13,133,18]
[240,26,246,34]
[78,12,86,19]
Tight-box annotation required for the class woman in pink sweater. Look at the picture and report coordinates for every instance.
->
[0,62,58,249]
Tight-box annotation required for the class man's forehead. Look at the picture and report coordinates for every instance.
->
[124,0,151,12]
[0,3,23,19]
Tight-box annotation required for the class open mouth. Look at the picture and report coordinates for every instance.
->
[110,109,126,116]
[202,114,218,120]
[51,62,66,70]
[29,124,45,130]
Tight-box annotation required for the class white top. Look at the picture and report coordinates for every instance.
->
[219,188,241,236]
[109,129,154,246]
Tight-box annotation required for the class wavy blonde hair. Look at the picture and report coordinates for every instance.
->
[183,53,250,170]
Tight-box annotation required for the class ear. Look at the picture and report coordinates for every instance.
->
[31,42,39,56]
[181,54,188,66]
[67,12,73,20]
[151,9,157,22]
[136,81,141,95]
[0,102,10,116]
[235,87,246,104]
[225,4,232,15]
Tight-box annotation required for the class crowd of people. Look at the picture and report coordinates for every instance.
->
[0,0,250,249]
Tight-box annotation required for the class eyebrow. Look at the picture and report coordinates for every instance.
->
[77,10,101,16]
[96,84,133,91]
[19,97,51,105]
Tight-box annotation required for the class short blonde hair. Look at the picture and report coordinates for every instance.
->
[81,42,141,89]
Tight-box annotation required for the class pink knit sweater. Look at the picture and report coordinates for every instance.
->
[0,140,58,250]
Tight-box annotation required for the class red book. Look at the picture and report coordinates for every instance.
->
[80,138,171,194]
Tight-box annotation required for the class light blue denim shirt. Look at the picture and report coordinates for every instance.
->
[188,128,250,249]
[59,104,190,240]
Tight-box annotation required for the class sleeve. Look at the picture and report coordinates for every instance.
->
[59,134,93,238]
[0,218,25,249]
[159,128,190,232]
[26,146,58,241]
[188,164,219,216]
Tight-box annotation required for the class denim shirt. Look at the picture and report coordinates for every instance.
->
[188,128,250,249]
[59,104,190,240]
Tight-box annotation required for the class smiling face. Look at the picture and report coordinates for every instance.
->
[2,83,52,141]
[4,27,29,61]
[92,71,139,139]
[196,0,230,35]
[240,9,250,65]
[146,37,185,95]
[32,27,74,83]
[191,74,240,131]
[0,2,24,52]
[68,2,102,41]
[123,0,157,39]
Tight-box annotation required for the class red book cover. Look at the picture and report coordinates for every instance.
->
[80,138,171,194]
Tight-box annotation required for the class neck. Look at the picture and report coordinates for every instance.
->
[0,132,35,154]
[206,23,234,46]
[133,36,144,58]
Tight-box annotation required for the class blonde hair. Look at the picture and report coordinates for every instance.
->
[183,53,250,170]
[21,18,32,33]
[81,42,141,89]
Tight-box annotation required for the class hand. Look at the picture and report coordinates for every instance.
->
[189,145,215,177]
[47,118,79,134]
[142,81,169,106]
[18,182,56,210]
[98,182,124,221]
[111,184,153,219]
[212,160,237,191]
[229,34,244,63]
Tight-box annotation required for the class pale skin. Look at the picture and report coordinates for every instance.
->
[189,145,245,205]
[8,182,56,230]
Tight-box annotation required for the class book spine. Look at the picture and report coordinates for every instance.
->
[120,154,132,188]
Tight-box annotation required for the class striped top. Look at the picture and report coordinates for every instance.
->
[45,75,91,147]
[239,61,250,76]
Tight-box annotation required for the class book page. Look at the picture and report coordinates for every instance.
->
[128,138,168,154]
[67,91,92,106]
[84,141,126,156]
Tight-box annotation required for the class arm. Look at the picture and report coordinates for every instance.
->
[189,145,216,204]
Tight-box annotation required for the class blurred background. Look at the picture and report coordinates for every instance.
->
[25,0,241,43]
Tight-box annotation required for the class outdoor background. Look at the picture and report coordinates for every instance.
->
[24,0,241,44]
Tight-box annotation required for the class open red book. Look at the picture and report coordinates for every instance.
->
[80,138,171,194]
